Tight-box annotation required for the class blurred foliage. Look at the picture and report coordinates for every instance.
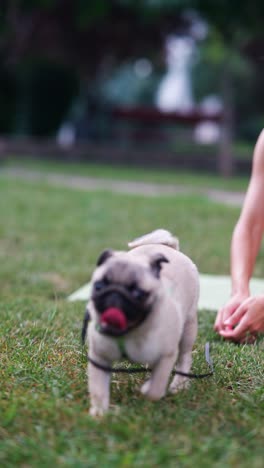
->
[1,1,264,49]
[194,0,264,44]
[0,66,17,133]
[4,60,79,137]
[74,0,111,28]
[100,62,160,106]
[0,0,264,138]
[24,61,78,137]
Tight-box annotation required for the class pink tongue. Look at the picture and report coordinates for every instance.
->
[100,308,127,330]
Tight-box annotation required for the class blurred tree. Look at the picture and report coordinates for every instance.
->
[191,0,264,175]
[0,0,187,76]
[0,0,264,173]
[0,0,188,136]
[0,65,17,133]
[15,60,79,136]
[1,0,263,97]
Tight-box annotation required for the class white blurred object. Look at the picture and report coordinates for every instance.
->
[183,9,208,41]
[194,95,223,144]
[57,123,75,148]
[134,58,153,78]
[156,36,195,112]
[194,122,221,144]
[199,95,223,115]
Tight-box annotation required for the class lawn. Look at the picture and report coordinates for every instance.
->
[0,166,263,467]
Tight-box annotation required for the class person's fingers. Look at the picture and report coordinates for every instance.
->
[223,302,247,327]
[219,314,249,341]
[214,311,231,332]
[214,302,238,331]
[214,308,224,331]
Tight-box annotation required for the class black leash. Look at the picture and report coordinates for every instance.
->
[82,308,214,378]
[87,342,214,379]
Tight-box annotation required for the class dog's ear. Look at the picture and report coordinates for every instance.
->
[96,249,114,266]
[150,253,169,278]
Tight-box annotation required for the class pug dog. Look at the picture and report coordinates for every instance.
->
[84,229,199,417]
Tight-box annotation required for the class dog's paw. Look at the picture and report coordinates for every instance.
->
[169,378,190,394]
[140,380,151,396]
[140,380,165,401]
[89,406,107,418]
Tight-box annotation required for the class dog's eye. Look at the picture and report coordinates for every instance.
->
[129,284,148,300]
[94,278,108,291]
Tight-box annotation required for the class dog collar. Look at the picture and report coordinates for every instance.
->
[116,336,127,358]
[82,310,128,357]
[96,323,128,358]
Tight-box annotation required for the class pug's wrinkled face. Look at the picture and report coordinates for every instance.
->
[91,250,168,336]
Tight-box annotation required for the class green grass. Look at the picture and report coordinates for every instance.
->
[5,156,250,191]
[0,171,264,467]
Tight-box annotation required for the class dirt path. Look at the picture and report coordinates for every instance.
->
[2,167,245,207]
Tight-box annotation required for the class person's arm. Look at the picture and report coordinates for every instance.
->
[214,129,264,334]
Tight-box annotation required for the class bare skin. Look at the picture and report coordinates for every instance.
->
[214,129,264,342]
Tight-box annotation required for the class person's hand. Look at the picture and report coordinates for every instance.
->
[218,295,264,342]
[214,292,249,334]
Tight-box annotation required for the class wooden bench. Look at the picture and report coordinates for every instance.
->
[110,105,233,175]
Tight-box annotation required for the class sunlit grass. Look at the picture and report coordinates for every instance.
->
[0,173,263,467]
